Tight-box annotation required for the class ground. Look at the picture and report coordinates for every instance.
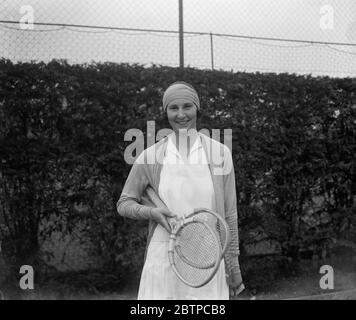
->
[10,252,356,300]
[14,269,356,300]
[106,254,356,300]
[104,267,356,300]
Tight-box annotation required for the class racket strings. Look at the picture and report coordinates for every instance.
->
[174,250,218,287]
[170,210,231,288]
[193,211,229,254]
[173,222,221,287]
[175,222,218,268]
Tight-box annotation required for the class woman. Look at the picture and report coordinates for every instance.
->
[117,81,243,300]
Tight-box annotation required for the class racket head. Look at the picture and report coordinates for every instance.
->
[168,220,222,288]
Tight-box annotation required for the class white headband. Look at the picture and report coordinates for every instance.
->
[162,83,200,111]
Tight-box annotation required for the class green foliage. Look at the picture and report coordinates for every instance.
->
[0,59,355,293]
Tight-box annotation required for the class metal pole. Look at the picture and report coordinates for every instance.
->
[179,0,184,68]
[210,32,214,70]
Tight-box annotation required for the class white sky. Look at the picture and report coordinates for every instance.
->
[1,0,356,77]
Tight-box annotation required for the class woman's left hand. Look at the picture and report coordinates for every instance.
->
[229,270,244,297]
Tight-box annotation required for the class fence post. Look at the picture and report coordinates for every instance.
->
[178,0,184,68]
[210,32,214,70]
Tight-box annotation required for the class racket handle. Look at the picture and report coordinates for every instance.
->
[145,186,178,231]
[145,186,169,210]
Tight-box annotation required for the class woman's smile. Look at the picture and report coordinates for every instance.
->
[176,120,190,126]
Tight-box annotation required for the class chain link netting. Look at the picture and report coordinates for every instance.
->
[1,0,356,77]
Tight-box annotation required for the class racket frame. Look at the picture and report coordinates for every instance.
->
[167,209,232,288]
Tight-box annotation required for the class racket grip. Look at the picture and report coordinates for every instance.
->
[145,186,168,209]
[168,241,175,266]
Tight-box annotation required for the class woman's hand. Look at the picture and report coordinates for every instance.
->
[150,207,177,233]
[229,270,244,297]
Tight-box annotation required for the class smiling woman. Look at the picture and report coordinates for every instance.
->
[117,81,243,300]
[163,82,200,158]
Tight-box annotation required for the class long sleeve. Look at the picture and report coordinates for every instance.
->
[223,148,241,273]
[117,197,153,220]
[116,153,153,220]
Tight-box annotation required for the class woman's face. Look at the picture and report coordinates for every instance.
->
[166,98,197,132]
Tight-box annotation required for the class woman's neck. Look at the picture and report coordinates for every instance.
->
[171,128,199,158]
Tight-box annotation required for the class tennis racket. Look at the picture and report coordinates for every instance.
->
[145,186,231,288]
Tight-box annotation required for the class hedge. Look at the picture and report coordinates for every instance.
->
[0,58,355,294]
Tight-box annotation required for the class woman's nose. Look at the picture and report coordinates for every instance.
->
[177,108,185,118]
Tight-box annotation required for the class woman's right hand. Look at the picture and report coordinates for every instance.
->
[149,207,177,233]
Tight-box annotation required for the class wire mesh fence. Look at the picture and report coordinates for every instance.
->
[1,0,356,77]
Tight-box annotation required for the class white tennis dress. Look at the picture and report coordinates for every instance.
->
[137,134,229,300]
